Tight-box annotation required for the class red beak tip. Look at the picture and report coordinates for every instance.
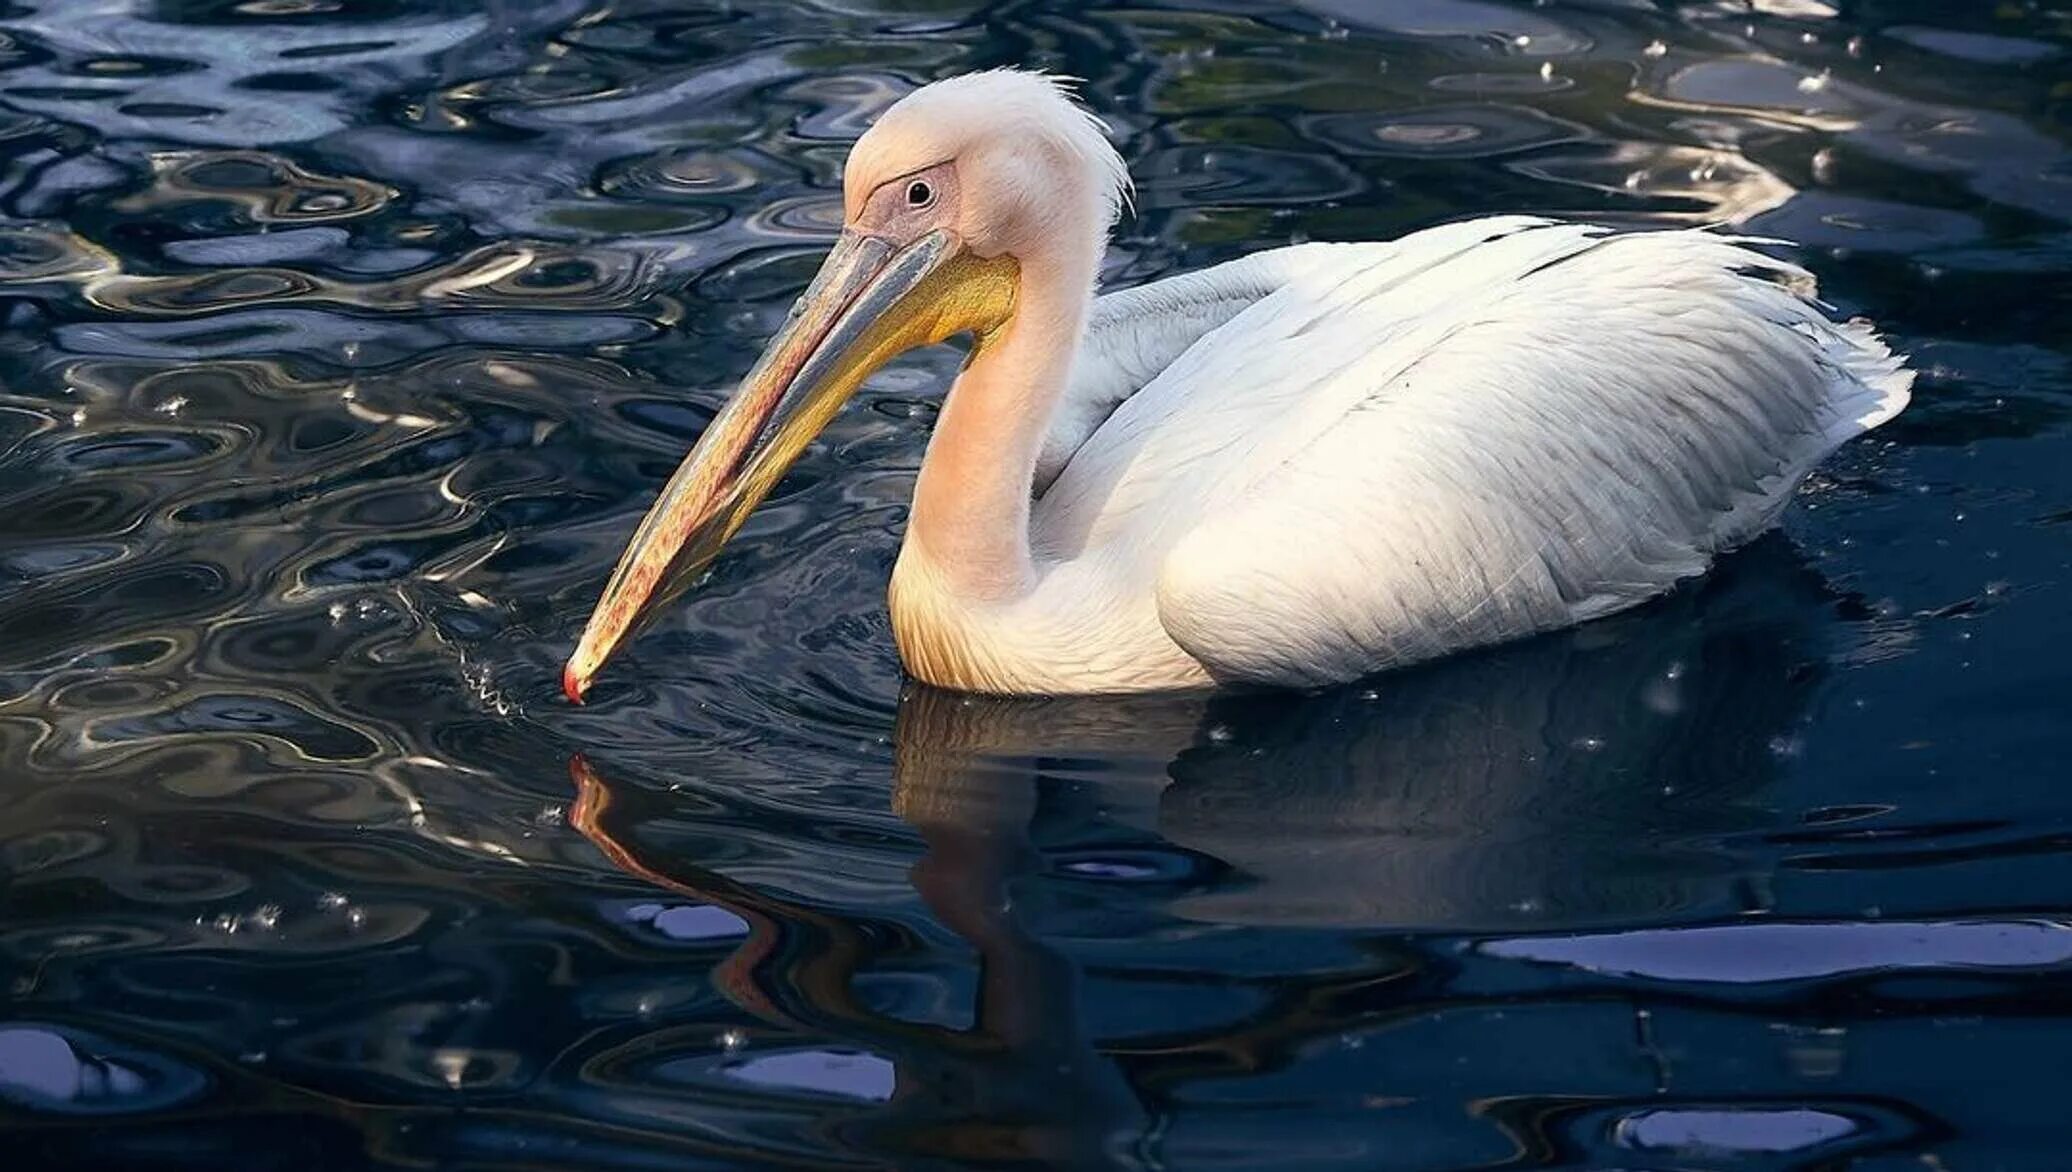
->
[562,665,587,706]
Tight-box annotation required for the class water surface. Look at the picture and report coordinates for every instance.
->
[2,1,2070,1168]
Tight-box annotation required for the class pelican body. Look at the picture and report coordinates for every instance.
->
[565,71,1912,700]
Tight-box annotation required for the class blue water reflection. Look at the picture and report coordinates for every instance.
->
[1,0,2069,1168]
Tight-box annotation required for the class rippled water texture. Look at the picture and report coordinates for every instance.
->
[1,1,2069,1168]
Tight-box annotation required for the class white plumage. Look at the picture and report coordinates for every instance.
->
[889,211,1910,693]
[571,72,1913,700]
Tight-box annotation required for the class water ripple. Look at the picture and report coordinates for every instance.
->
[1304,103,1589,158]
[0,1,2066,1168]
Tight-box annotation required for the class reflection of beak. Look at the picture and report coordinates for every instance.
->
[564,227,1017,703]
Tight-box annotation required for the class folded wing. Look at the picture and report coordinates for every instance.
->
[1052,218,1909,687]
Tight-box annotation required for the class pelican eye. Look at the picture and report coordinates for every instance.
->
[905,179,934,208]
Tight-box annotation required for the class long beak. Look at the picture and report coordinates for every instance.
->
[563,227,1016,703]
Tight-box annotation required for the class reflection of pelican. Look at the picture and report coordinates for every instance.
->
[890,541,1834,932]
[565,551,1838,1163]
[570,756,1148,1168]
[565,70,1910,699]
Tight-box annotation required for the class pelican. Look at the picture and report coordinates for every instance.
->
[564,70,1912,700]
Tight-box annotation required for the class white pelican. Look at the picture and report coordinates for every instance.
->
[563,70,1912,700]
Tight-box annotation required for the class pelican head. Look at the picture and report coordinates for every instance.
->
[564,71,1127,702]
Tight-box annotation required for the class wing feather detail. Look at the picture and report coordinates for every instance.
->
[1107,219,1916,686]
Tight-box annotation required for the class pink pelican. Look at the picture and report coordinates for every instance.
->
[564,71,1910,700]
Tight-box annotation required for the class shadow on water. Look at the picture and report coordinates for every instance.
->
[891,541,1830,936]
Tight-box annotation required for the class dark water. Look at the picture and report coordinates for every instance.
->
[1,0,2069,1167]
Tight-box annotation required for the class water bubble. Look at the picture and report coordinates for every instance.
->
[207,904,285,935]
[154,395,187,417]
[1797,70,1830,94]
[718,1029,747,1053]
[534,804,566,828]
[1205,724,1234,744]
[430,1049,472,1089]
[1061,857,1162,880]
[1644,40,1668,58]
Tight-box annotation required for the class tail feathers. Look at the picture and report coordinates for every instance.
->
[1706,227,1912,443]
[1820,317,1914,443]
